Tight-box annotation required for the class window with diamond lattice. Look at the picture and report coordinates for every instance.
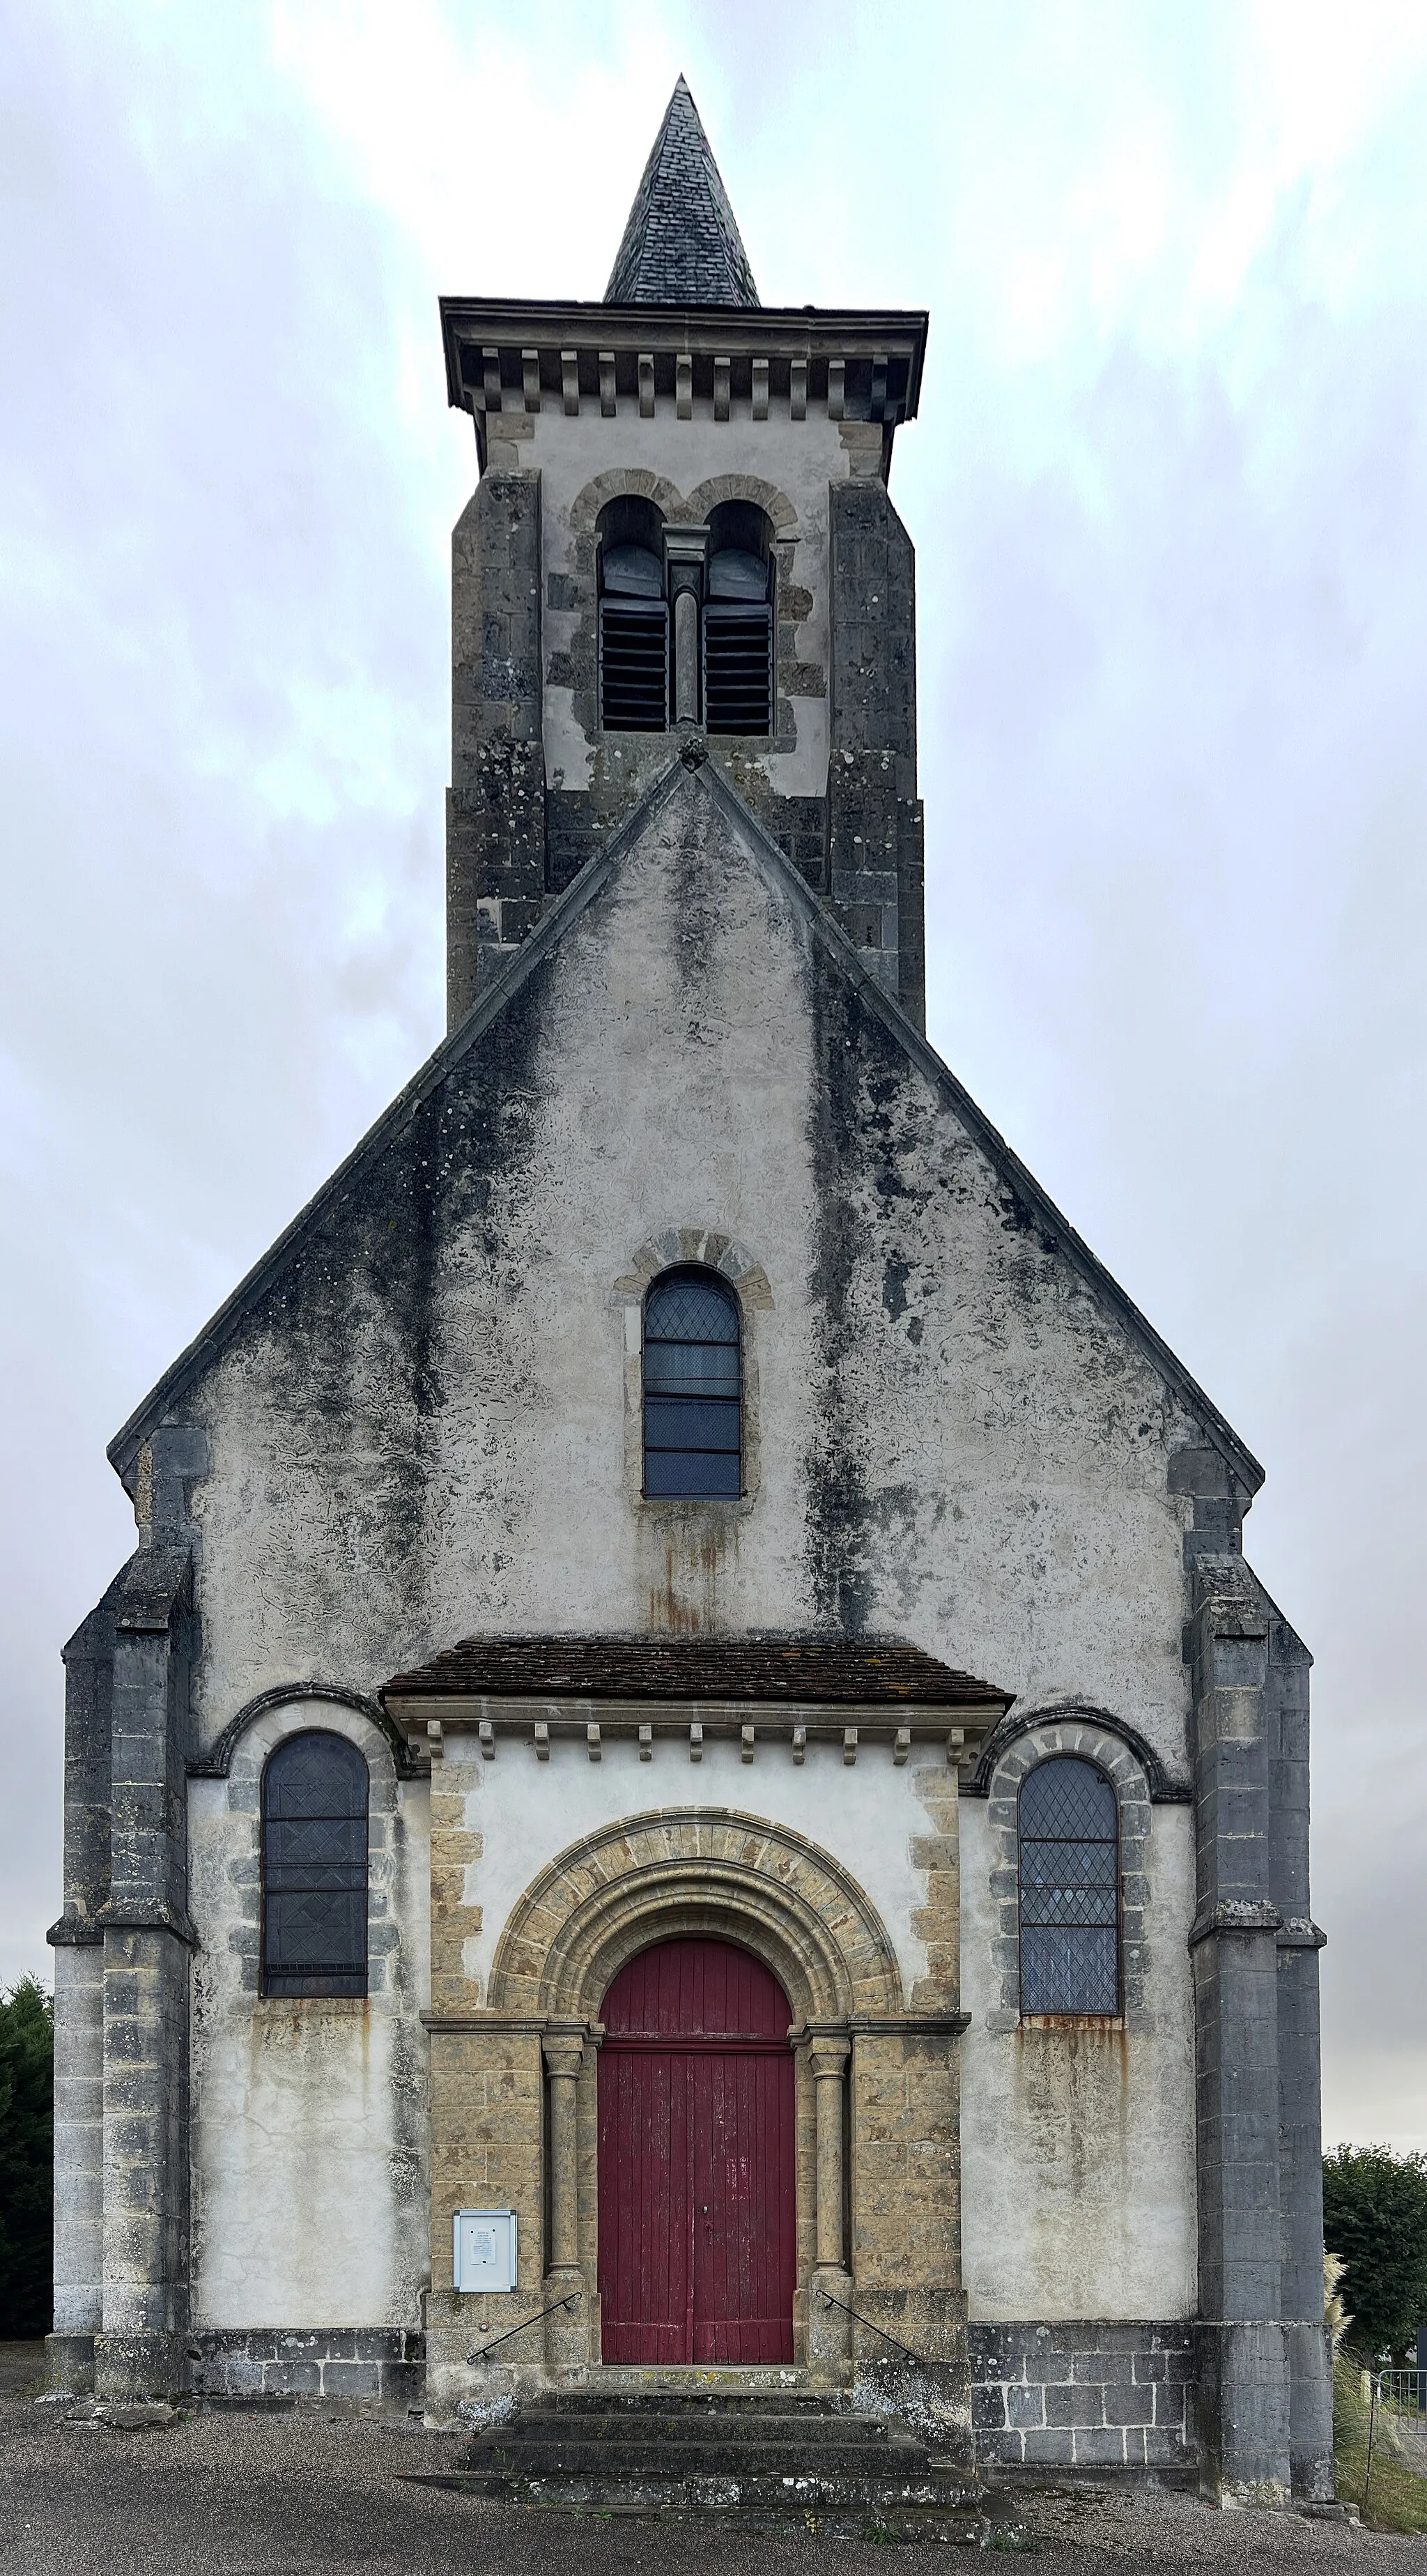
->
[643,1267,741,1498]
[1018,1756,1120,2016]
[262,1732,369,1998]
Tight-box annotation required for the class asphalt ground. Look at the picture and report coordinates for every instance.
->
[1,2351,1421,2575]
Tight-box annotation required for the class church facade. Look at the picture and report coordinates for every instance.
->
[49,81,1332,2504]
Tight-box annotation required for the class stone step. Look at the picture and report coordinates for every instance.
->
[537,2389,838,2415]
[463,2437,930,2478]
[479,2410,896,2447]
[424,2465,980,2513]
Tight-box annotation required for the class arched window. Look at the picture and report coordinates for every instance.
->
[642,1266,741,1498]
[261,1731,369,1998]
[1019,1756,1120,2016]
[599,496,669,731]
[703,500,773,737]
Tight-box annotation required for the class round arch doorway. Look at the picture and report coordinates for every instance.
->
[596,1935,796,2363]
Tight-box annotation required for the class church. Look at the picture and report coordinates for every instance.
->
[48,79,1333,2508]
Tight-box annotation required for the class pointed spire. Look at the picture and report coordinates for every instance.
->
[605,76,759,308]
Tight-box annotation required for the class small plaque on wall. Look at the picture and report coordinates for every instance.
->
[452,2208,518,2293]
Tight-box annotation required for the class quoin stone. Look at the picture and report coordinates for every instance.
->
[48,77,1332,2508]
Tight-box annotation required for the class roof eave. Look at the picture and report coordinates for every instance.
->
[438,297,930,417]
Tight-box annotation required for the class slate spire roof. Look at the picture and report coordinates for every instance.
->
[605,75,759,308]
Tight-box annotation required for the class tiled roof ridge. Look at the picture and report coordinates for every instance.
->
[604,75,759,309]
[383,1630,1009,1708]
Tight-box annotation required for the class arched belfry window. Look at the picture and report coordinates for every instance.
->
[599,497,669,731]
[1018,1756,1120,2016]
[704,500,773,737]
[261,1731,369,1998]
[642,1266,741,1498]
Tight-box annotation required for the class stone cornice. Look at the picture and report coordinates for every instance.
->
[438,296,929,422]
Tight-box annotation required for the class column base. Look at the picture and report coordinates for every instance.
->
[45,2331,96,2394]
[542,2269,594,2368]
[803,2267,854,2371]
[1195,2320,1291,2506]
[847,2287,973,2469]
[94,2331,191,2402]
[1285,2318,1336,2502]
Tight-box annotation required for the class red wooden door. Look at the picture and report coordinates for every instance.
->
[597,1938,796,2363]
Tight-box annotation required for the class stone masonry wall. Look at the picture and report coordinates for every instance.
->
[194,2328,424,2414]
[970,2322,1196,2471]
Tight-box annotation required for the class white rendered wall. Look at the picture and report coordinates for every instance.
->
[447,1730,948,2008]
[959,1795,1197,2322]
[187,1701,431,2332]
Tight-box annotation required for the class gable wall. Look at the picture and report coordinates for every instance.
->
[173,772,1204,2326]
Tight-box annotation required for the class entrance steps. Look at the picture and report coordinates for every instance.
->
[419,2386,990,2533]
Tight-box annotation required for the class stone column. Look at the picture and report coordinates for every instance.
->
[811,2036,850,2271]
[543,2032,585,2274]
[543,2026,591,2367]
[95,1536,196,2401]
[1270,1617,1334,2502]
[1188,1554,1293,2506]
[46,1576,122,2393]
[664,527,707,732]
[805,2031,853,2372]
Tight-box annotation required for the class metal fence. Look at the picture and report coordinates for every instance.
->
[1378,2370,1427,2424]
[1366,2368,1427,2511]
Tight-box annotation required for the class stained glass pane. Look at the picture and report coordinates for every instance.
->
[644,1268,741,1499]
[1020,1758,1116,1842]
[643,1340,739,1396]
[1019,1757,1119,2016]
[646,1277,739,1345]
[262,1733,369,1997]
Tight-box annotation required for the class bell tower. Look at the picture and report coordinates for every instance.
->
[438,77,930,1027]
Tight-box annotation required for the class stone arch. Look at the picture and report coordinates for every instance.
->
[976,1710,1157,2027]
[966,1697,1187,1802]
[682,470,799,535]
[190,1679,422,1780]
[612,1231,773,1510]
[488,1807,904,2025]
[568,466,688,537]
[199,1693,410,2005]
[613,1225,773,1309]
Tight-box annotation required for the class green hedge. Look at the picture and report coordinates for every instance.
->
[0,1979,53,2338]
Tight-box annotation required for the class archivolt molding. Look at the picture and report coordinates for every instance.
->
[190,1680,424,1780]
[566,468,799,542]
[978,1711,1158,2028]
[681,472,798,534]
[613,1230,772,1510]
[613,1227,773,1310]
[487,1806,903,2024]
[966,1699,1188,1803]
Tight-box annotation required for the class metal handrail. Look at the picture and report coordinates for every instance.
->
[815,2285,930,2368]
[467,2290,580,2364]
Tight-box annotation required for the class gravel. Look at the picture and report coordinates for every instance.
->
[0,2375,1420,2575]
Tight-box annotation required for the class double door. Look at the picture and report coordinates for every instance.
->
[596,1937,796,2363]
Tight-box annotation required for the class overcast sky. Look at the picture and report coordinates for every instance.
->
[3,1,1425,2151]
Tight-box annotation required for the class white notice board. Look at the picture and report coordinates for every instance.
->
[452,2207,518,2293]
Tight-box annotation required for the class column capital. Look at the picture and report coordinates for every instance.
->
[809,2037,851,2078]
[541,2034,585,2081]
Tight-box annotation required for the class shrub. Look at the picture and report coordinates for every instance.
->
[1323,2143,1427,2363]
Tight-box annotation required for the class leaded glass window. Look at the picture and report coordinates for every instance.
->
[262,1732,369,1998]
[1019,1756,1120,2016]
[643,1267,741,1498]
